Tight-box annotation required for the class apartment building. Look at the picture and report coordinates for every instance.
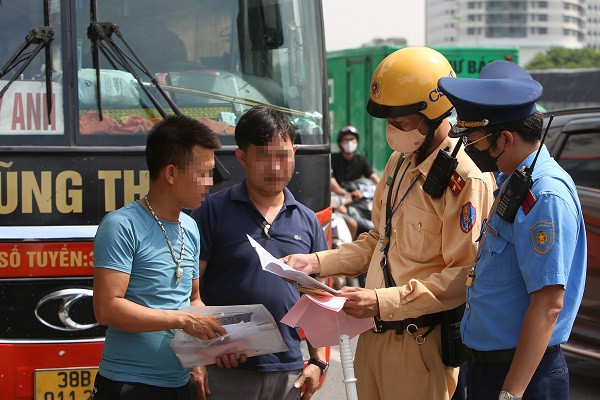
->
[588,0,600,49]
[426,0,586,64]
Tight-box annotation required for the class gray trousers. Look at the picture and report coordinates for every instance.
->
[205,365,302,400]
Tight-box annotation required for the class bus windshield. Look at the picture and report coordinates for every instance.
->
[0,0,326,146]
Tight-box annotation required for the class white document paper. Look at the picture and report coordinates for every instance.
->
[247,235,340,295]
[171,304,289,368]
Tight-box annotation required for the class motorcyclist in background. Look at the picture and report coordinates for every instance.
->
[331,126,380,239]
[331,126,380,288]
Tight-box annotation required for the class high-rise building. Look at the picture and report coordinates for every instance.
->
[588,0,600,49]
[426,0,586,65]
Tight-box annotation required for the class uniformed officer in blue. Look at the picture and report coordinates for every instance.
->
[438,61,587,400]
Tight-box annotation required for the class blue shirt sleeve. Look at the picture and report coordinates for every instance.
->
[514,182,579,293]
[184,216,201,280]
[93,211,135,274]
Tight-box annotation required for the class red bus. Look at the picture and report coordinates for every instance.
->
[0,1,331,399]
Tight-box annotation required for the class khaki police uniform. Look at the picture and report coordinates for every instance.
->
[318,131,495,400]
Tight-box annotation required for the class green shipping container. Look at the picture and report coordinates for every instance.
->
[327,45,520,174]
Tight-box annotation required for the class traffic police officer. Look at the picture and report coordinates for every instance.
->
[438,61,587,400]
[284,47,496,400]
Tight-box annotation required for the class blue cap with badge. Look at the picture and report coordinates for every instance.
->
[438,60,543,137]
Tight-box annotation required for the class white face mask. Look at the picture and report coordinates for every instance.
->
[341,141,358,154]
[385,121,426,153]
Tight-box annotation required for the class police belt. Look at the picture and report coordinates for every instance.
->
[372,312,444,334]
[467,345,561,364]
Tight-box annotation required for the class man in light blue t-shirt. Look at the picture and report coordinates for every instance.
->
[92,115,245,400]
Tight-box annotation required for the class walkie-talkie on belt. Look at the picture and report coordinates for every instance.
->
[496,115,554,222]
[423,140,463,198]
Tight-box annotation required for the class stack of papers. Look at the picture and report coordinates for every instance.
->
[281,294,374,347]
[171,304,288,368]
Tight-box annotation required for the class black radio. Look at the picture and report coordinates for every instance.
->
[423,140,462,198]
[496,115,554,222]
[495,167,533,222]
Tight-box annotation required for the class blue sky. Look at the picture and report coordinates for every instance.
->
[322,0,426,51]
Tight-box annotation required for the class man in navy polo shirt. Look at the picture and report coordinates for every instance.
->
[190,106,328,400]
[438,61,586,399]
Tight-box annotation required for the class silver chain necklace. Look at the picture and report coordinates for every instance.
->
[144,194,185,284]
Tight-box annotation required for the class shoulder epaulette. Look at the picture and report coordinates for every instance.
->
[522,190,536,214]
[449,171,466,196]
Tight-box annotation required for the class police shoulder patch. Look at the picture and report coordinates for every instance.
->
[449,171,466,196]
[460,202,476,233]
[530,221,554,254]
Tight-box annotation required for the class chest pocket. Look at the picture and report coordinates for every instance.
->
[397,203,442,262]
[478,226,517,286]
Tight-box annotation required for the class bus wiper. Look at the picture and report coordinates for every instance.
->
[87,0,180,121]
[86,0,229,183]
[0,0,54,121]
[158,83,321,119]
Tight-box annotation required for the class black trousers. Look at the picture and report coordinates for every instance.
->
[91,373,197,400]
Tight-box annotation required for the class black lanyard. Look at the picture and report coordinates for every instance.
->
[380,157,422,288]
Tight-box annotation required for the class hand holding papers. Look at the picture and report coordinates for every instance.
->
[247,235,340,295]
[283,293,370,400]
[281,294,374,347]
[247,233,372,345]
[247,235,368,399]
[171,304,288,368]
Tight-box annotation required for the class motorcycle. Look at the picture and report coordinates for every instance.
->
[330,178,377,288]
[334,177,376,237]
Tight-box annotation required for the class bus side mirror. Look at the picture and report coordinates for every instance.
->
[248,2,284,50]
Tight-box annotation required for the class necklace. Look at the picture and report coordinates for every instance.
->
[144,194,185,284]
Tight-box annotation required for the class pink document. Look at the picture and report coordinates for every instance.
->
[281,294,374,347]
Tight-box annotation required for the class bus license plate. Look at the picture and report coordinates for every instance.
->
[34,368,98,400]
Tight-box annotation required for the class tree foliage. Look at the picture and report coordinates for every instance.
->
[525,47,600,70]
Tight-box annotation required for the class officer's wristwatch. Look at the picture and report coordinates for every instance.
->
[308,357,329,375]
[499,390,522,400]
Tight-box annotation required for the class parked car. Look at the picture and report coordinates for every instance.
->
[543,107,600,360]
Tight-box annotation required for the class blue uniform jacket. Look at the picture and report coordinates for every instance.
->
[462,145,587,351]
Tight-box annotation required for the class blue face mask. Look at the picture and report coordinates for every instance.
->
[464,134,505,172]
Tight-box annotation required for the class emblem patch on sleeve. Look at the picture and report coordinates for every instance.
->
[530,221,554,254]
[460,202,476,233]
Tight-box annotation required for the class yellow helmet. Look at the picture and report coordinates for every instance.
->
[366,47,455,121]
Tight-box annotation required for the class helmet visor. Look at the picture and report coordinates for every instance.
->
[366,98,427,119]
